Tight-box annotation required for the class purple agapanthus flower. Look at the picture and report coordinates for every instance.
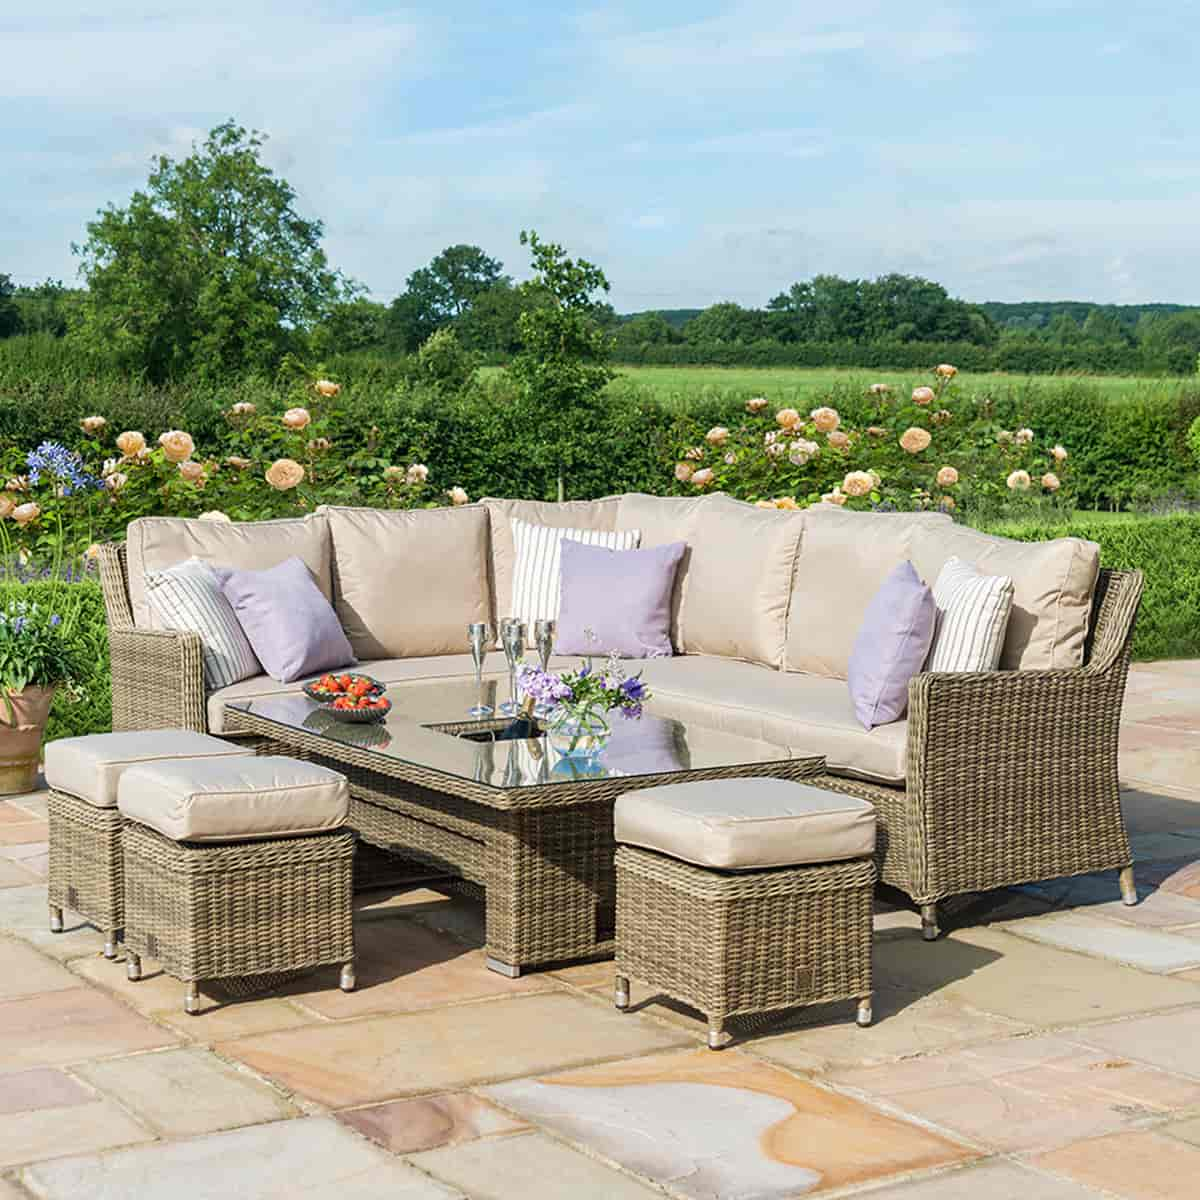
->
[26,441,102,497]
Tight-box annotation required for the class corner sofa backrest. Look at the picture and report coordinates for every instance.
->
[124,514,334,630]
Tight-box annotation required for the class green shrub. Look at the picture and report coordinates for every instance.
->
[0,578,110,742]
[984,513,1200,661]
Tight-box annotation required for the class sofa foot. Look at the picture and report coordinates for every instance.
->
[103,930,119,960]
[125,952,142,982]
[339,961,356,992]
[49,906,63,934]
[856,997,873,1027]
[614,974,630,1011]
[484,955,521,979]
[184,982,200,1015]
[1119,865,1138,906]
[707,1018,727,1051]
[920,903,940,941]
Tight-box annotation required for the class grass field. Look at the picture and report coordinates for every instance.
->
[597,365,1190,411]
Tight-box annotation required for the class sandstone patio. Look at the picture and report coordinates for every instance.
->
[2,658,1199,1199]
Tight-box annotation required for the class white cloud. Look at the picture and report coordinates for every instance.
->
[690,130,828,158]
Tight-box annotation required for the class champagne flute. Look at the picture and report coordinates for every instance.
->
[467,622,492,716]
[532,619,556,715]
[499,619,526,716]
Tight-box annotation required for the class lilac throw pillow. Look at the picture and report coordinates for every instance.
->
[216,557,356,684]
[847,560,935,730]
[555,539,686,659]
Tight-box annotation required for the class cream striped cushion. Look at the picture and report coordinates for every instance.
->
[509,518,640,634]
[926,556,1014,673]
[144,557,261,690]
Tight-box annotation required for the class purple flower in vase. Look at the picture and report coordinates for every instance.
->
[620,676,646,703]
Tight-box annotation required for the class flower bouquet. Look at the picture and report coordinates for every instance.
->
[517,652,650,759]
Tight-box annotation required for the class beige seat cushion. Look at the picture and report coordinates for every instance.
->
[786,507,950,679]
[44,730,253,809]
[481,496,622,622]
[206,652,581,732]
[676,494,804,668]
[639,655,909,785]
[324,505,491,660]
[908,524,1100,670]
[117,756,349,842]
[615,777,875,869]
[126,515,332,630]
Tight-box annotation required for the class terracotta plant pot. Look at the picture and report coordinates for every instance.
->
[0,685,56,796]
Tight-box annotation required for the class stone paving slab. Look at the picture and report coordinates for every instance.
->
[830,1034,1200,1154]
[1031,1130,1200,1199]
[0,988,177,1070]
[0,884,110,961]
[218,991,690,1108]
[855,1160,1109,1198]
[1006,910,1200,973]
[1073,1007,1200,1080]
[410,1130,666,1199]
[75,1047,298,1138]
[0,936,85,1000]
[337,1093,529,1155]
[0,859,38,888]
[22,1116,461,1199]
[486,1049,977,1199]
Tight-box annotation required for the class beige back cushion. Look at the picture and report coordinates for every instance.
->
[126,515,332,630]
[680,494,804,668]
[615,493,709,651]
[908,524,1100,670]
[785,507,951,679]
[325,505,491,659]
[481,497,621,623]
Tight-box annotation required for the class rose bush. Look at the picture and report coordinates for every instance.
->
[668,365,1074,517]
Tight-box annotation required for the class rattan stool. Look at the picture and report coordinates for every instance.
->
[44,730,253,958]
[118,755,356,1014]
[613,778,876,1049]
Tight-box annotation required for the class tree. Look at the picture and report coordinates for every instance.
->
[507,231,615,500]
[683,302,771,344]
[311,298,388,355]
[14,279,76,337]
[456,280,552,357]
[0,274,21,338]
[71,120,356,380]
[387,244,508,352]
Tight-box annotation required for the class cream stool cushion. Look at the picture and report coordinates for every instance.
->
[44,730,253,809]
[118,755,349,843]
[614,778,875,870]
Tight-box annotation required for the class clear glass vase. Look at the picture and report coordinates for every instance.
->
[547,705,612,758]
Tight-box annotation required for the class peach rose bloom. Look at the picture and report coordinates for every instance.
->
[1007,469,1032,491]
[674,462,694,482]
[265,458,305,490]
[685,446,705,460]
[314,379,342,397]
[12,502,40,525]
[115,430,146,458]
[448,486,470,506]
[178,461,206,484]
[85,543,102,560]
[307,437,332,453]
[900,427,932,454]
[80,415,107,434]
[383,465,406,482]
[936,466,959,487]
[869,383,891,396]
[826,430,850,450]
[1042,472,1061,492]
[931,409,952,426]
[406,463,430,485]
[158,430,195,463]
[935,363,958,378]
[225,456,253,470]
[788,438,819,466]
[282,407,312,431]
[754,500,775,509]
[0,497,13,520]
[867,425,888,437]
[1015,428,1034,446]
[5,477,28,492]
[767,441,786,458]
[104,472,128,492]
[842,471,874,498]
[775,408,801,429]
[996,430,1014,445]
[690,467,715,487]
[939,495,957,512]
[746,396,769,413]
[705,426,730,446]
[230,402,257,416]
[911,386,935,406]
[773,496,800,510]
[198,511,232,523]
[1052,444,1068,462]
[820,487,847,506]
[810,406,840,433]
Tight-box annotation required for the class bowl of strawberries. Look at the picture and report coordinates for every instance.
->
[303,672,391,722]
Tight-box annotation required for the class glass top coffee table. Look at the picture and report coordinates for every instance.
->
[225,677,824,976]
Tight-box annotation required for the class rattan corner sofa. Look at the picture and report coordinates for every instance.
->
[97,493,1143,940]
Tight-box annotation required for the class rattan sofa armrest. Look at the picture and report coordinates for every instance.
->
[108,626,209,733]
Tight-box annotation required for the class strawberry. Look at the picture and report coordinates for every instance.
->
[318,674,337,692]
[337,674,352,691]
[351,677,372,698]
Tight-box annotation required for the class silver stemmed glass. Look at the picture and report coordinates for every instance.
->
[532,619,556,715]
[499,618,526,716]
[467,622,492,716]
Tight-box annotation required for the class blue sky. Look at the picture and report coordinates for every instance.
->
[4,2,1198,310]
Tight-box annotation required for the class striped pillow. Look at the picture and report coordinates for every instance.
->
[509,518,640,634]
[926,556,1014,674]
[144,557,261,691]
